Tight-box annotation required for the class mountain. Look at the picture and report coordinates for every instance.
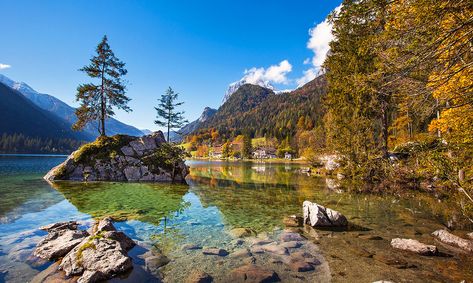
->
[140,129,153,135]
[201,84,274,131]
[180,107,217,136]
[222,78,274,104]
[197,75,327,139]
[0,82,88,153]
[0,74,144,138]
[164,107,217,142]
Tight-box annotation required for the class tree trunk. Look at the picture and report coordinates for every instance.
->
[381,102,389,158]
[100,63,106,136]
[167,108,171,142]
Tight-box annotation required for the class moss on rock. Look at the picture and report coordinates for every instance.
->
[73,135,135,164]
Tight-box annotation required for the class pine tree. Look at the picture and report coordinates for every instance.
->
[73,35,131,136]
[242,134,252,159]
[155,87,188,142]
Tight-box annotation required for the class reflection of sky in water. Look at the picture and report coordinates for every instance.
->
[0,200,90,238]
[115,192,232,249]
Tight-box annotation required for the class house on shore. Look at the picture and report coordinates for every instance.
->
[209,145,223,159]
[253,147,277,159]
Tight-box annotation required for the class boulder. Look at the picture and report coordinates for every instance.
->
[390,238,438,255]
[39,221,79,232]
[432,229,473,252]
[120,146,135,156]
[34,229,89,261]
[229,265,280,283]
[44,131,188,183]
[95,217,115,232]
[303,201,348,227]
[35,219,135,283]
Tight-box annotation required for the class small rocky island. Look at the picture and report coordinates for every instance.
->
[44,131,189,183]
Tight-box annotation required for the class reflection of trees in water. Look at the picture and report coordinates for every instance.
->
[189,161,473,232]
[187,175,321,232]
[50,182,189,227]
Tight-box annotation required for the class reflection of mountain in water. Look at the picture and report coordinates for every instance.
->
[0,178,64,224]
[50,182,189,226]
[187,163,323,232]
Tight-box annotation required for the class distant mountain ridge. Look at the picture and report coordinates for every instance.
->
[0,82,87,153]
[0,74,144,139]
[164,107,217,142]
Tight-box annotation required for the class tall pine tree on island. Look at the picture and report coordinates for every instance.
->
[73,35,131,137]
[155,87,188,142]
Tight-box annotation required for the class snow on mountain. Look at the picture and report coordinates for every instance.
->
[0,74,144,138]
[222,78,275,105]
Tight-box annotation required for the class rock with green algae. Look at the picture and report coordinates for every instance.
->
[44,131,188,183]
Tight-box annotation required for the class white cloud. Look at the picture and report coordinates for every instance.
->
[297,4,341,87]
[242,60,293,85]
[0,63,11,70]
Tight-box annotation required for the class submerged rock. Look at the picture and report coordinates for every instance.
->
[202,248,229,256]
[185,270,213,283]
[279,232,306,242]
[390,238,438,255]
[229,228,256,238]
[44,131,189,183]
[229,264,280,282]
[261,244,289,256]
[303,201,348,227]
[282,215,303,227]
[432,229,473,252]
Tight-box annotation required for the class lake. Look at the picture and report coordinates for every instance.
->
[0,155,472,282]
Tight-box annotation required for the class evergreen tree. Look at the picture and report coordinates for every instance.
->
[242,134,252,159]
[73,35,131,136]
[323,0,390,179]
[155,87,188,142]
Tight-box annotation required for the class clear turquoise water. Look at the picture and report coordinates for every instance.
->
[0,156,472,282]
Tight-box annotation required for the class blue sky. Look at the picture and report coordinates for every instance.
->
[0,0,341,131]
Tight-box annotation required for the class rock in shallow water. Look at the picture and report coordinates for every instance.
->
[303,201,348,227]
[185,270,213,283]
[34,228,89,261]
[230,228,256,238]
[283,215,303,227]
[432,229,473,252]
[390,238,438,255]
[279,232,306,242]
[229,264,280,283]
[34,218,136,283]
[202,248,229,256]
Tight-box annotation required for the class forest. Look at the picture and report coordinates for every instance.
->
[186,0,472,214]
